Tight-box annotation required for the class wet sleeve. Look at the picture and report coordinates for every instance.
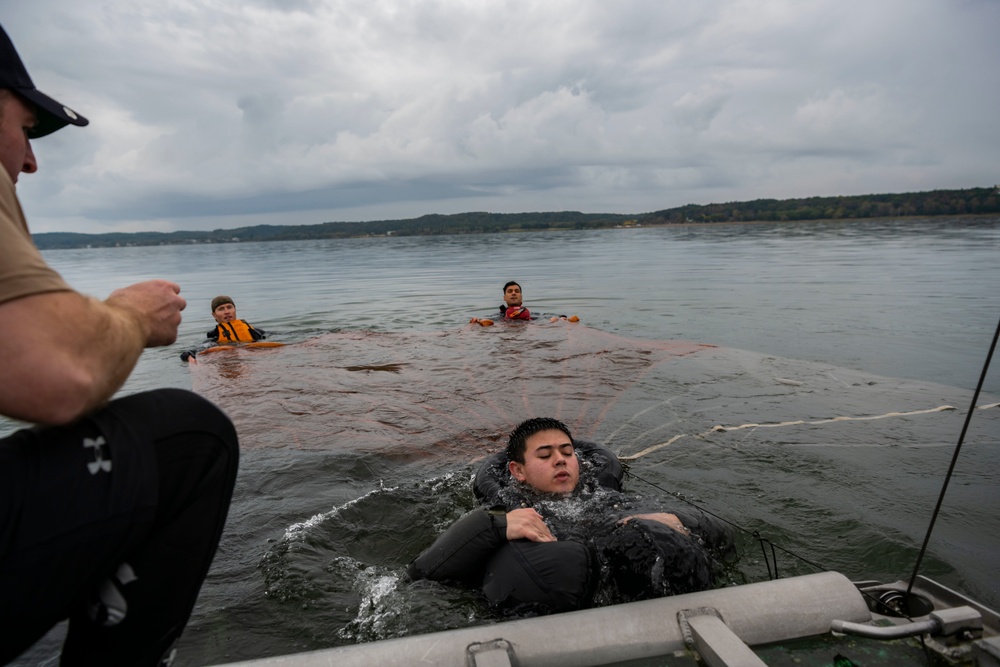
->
[246,321,265,340]
[673,508,736,556]
[472,452,509,505]
[407,508,507,585]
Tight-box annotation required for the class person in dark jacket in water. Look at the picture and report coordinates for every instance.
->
[498,280,531,320]
[179,295,266,361]
[470,282,579,325]
[206,295,265,344]
[408,417,732,614]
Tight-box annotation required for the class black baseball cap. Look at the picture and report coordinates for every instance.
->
[0,24,88,138]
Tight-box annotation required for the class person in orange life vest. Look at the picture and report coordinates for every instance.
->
[179,296,265,360]
[207,295,265,344]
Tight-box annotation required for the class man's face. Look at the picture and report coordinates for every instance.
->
[509,429,580,494]
[213,302,237,323]
[0,93,38,185]
[504,284,523,307]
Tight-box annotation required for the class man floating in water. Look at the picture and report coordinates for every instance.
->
[206,295,266,344]
[470,281,579,326]
[180,295,266,360]
[499,280,531,320]
[408,417,732,613]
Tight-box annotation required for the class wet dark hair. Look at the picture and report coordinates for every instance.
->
[503,281,521,293]
[507,417,573,463]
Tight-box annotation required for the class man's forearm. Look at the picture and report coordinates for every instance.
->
[0,291,147,424]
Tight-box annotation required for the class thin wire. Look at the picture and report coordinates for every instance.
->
[753,532,778,579]
[627,467,925,620]
[625,468,827,577]
[906,314,1000,602]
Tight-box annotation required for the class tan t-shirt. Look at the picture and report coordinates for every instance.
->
[0,169,72,305]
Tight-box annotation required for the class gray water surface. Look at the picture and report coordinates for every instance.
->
[10,217,1000,666]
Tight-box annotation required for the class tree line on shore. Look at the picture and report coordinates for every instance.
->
[34,186,999,250]
[644,186,999,224]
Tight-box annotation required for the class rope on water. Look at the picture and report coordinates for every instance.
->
[710,404,957,432]
[623,322,999,615]
[620,399,996,581]
[619,435,685,461]
[619,403,976,461]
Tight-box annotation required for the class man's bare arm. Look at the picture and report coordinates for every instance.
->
[0,280,185,425]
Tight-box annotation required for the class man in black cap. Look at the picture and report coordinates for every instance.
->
[0,24,239,666]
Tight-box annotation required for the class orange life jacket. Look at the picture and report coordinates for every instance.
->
[213,319,262,343]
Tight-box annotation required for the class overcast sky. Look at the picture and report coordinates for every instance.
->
[6,0,999,234]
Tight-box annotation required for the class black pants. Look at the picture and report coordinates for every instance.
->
[0,389,239,666]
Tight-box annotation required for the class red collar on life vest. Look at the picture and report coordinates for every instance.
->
[504,306,531,320]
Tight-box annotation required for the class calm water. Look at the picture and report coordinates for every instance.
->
[9,217,1000,665]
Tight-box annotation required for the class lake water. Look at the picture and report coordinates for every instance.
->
[9,217,1000,665]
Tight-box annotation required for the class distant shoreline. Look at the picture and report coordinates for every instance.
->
[35,212,1000,251]
[635,212,1000,229]
[33,186,1000,250]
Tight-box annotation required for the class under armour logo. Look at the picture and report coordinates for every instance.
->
[83,436,112,475]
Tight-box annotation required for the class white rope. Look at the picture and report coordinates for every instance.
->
[710,405,957,433]
[618,403,999,460]
[619,435,685,461]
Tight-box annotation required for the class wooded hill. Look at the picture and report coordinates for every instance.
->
[643,186,1000,224]
[33,186,999,250]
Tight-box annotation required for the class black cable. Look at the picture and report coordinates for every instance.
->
[906,314,1000,604]
[626,467,928,620]
[625,468,826,577]
[753,531,776,579]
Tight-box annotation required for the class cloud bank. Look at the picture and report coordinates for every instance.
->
[5,0,998,233]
